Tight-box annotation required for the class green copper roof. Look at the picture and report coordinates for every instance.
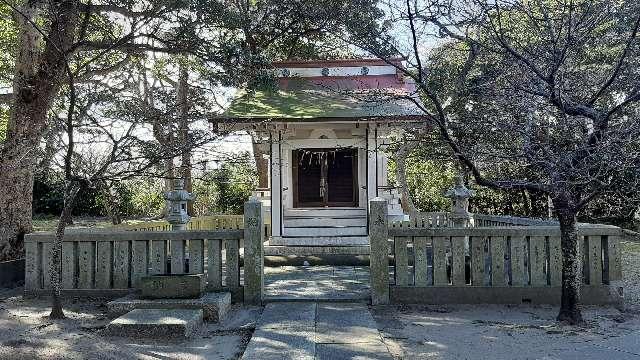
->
[220,89,422,121]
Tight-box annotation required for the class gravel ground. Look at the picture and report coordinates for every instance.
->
[0,288,261,360]
[373,304,640,360]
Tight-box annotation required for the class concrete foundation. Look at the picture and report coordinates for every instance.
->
[389,285,624,306]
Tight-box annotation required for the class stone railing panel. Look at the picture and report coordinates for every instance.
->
[25,202,265,303]
[371,199,624,306]
[25,230,241,295]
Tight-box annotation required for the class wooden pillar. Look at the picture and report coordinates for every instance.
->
[270,131,282,238]
[366,125,378,207]
[358,146,367,207]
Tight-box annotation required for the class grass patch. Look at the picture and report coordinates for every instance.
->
[32,216,113,232]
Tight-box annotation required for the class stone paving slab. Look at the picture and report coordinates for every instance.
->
[315,342,394,360]
[315,303,382,344]
[106,309,203,338]
[258,303,316,330]
[242,328,316,360]
[241,302,392,360]
[264,266,370,301]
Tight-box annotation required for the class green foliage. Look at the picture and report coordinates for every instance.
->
[470,187,549,219]
[192,176,218,216]
[0,4,17,84]
[389,143,553,218]
[194,152,257,215]
[32,175,165,219]
[389,157,456,212]
[127,179,165,218]
[33,174,103,216]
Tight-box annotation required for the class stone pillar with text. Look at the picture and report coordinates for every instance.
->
[369,198,390,305]
[244,198,264,304]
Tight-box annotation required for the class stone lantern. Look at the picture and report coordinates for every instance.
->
[444,175,473,226]
[164,179,195,231]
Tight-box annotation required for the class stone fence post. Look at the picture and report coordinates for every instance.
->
[369,198,390,305]
[243,198,264,305]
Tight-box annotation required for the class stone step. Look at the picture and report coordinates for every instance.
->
[264,245,370,256]
[283,217,367,227]
[106,308,203,338]
[284,208,366,217]
[107,292,231,323]
[270,236,369,246]
[283,226,367,237]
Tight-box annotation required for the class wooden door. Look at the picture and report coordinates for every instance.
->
[293,149,357,207]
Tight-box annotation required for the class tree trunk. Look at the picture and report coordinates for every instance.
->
[0,158,34,261]
[0,1,78,262]
[102,184,122,225]
[176,64,194,215]
[555,200,584,324]
[251,133,269,189]
[49,181,80,319]
[394,142,418,217]
[521,189,532,218]
[163,158,175,216]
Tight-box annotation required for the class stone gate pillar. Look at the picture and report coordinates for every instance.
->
[369,197,390,305]
[244,198,264,305]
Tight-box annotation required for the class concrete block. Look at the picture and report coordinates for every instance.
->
[108,292,230,322]
[140,274,205,299]
[106,309,203,338]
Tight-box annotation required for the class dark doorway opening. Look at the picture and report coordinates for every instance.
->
[293,148,358,207]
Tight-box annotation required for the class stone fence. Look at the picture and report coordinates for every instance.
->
[117,215,243,232]
[399,212,558,228]
[24,201,264,304]
[370,199,624,306]
[470,213,559,227]
[116,214,271,238]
